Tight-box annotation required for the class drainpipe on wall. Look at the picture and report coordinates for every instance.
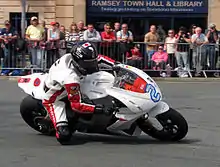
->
[21,0,26,38]
[208,0,214,26]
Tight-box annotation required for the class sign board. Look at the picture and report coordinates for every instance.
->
[87,0,208,13]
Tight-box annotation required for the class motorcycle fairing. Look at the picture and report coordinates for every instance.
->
[80,71,115,100]
[18,73,48,100]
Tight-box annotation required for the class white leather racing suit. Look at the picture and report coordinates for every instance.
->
[42,53,115,130]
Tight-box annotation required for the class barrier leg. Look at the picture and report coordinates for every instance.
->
[202,70,207,78]
[188,70,193,78]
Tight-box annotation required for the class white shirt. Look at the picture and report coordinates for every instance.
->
[116,30,133,39]
[191,33,208,50]
[165,37,176,54]
[83,29,101,42]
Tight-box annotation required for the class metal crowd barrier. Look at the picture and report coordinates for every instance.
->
[0,39,219,78]
[96,41,220,78]
[0,39,65,76]
[96,41,194,78]
[194,43,220,78]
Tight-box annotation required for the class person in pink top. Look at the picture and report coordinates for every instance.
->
[150,45,168,70]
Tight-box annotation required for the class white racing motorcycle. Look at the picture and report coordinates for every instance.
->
[18,63,188,142]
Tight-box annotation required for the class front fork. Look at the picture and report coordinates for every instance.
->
[141,113,164,131]
[143,101,170,131]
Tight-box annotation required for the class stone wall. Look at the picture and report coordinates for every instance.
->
[0,0,86,28]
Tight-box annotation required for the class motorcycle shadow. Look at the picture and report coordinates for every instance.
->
[63,133,200,146]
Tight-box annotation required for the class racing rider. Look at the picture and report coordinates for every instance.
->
[42,41,116,144]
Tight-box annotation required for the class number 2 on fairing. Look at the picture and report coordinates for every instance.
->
[145,83,161,103]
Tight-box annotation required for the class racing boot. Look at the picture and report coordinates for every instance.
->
[56,122,72,145]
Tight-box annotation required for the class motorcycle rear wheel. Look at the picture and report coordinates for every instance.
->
[20,95,55,136]
[138,108,188,141]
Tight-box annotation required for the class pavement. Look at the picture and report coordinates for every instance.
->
[0,79,220,167]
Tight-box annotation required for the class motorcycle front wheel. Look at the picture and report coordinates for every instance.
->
[138,108,188,141]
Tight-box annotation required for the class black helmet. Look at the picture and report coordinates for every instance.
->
[71,42,98,75]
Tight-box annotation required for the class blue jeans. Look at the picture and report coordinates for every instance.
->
[193,47,206,71]
[206,45,217,70]
[145,50,156,68]
[147,50,156,60]
[30,48,43,68]
[2,46,16,68]
[175,51,189,70]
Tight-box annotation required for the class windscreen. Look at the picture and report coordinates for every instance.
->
[114,68,147,93]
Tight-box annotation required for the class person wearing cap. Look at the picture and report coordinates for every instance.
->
[205,23,219,70]
[46,21,60,68]
[0,20,18,75]
[47,21,60,41]
[25,16,45,68]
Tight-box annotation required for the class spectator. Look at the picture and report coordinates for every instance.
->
[60,25,65,38]
[205,23,219,70]
[77,20,87,41]
[150,45,168,70]
[126,44,143,69]
[175,26,191,71]
[117,23,133,62]
[11,34,27,76]
[59,25,66,56]
[191,27,209,73]
[164,29,177,68]
[65,22,80,53]
[25,16,45,68]
[77,20,87,31]
[39,20,47,41]
[157,25,166,42]
[0,20,18,75]
[144,25,159,63]
[113,22,121,61]
[0,28,3,67]
[47,21,60,68]
[47,22,60,43]
[188,24,197,69]
[100,23,116,59]
[113,22,120,37]
[189,24,197,36]
[55,22,60,29]
[83,24,101,45]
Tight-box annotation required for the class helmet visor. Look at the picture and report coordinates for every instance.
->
[78,58,98,74]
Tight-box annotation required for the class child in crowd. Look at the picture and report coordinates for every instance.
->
[126,44,142,69]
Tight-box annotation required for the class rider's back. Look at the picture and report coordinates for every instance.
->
[45,53,80,91]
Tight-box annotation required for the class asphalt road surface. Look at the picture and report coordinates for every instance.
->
[0,79,220,167]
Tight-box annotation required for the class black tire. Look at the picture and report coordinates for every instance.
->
[138,108,188,141]
[20,95,55,135]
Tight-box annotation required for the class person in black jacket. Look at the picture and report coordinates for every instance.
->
[175,27,191,71]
